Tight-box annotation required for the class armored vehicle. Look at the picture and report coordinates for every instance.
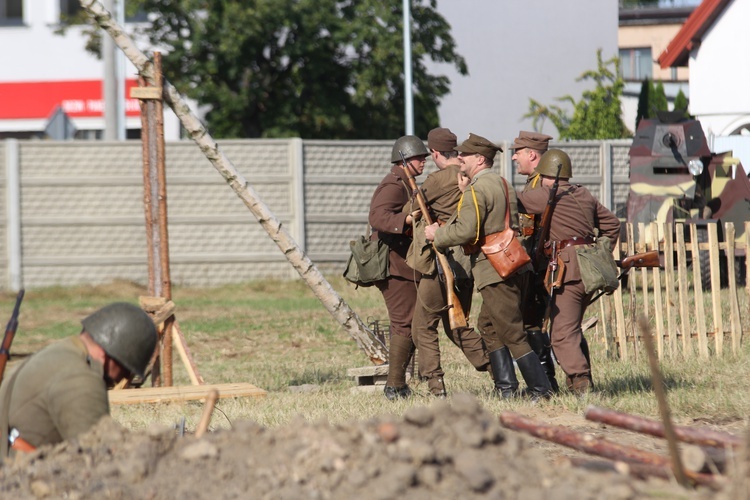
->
[627,111,750,285]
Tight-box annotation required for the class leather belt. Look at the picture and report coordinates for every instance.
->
[9,428,36,453]
[557,235,595,250]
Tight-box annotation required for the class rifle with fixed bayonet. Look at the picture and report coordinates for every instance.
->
[399,151,468,330]
[0,289,25,386]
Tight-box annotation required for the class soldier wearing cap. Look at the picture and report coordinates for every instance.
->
[369,135,427,401]
[425,133,552,400]
[410,128,491,398]
[511,131,559,392]
[0,302,157,459]
[517,149,620,395]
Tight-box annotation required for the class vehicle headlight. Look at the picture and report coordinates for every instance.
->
[688,159,704,176]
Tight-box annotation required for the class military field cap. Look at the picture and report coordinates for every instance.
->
[454,133,503,159]
[427,127,457,151]
[511,131,553,151]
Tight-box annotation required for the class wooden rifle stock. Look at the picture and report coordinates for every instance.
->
[616,250,660,270]
[0,289,25,386]
[399,152,467,330]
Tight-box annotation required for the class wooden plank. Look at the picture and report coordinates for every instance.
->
[173,322,202,385]
[746,221,750,315]
[725,223,741,355]
[675,224,691,355]
[627,223,638,360]
[614,230,628,360]
[663,223,677,356]
[689,224,709,358]
[707,223,723,356]
[130,86,163,99]
[649,222,664,358]
[108,382,266,405]
[638,222,650,320]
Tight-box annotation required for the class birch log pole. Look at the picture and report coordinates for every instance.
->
[80,0,387,364]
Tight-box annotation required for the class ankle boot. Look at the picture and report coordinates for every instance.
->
[489,347,519,399]
[428,376,447,399]
[580,334,594,387]
[526,330,559,393]
[515,351,553,401]
[384,335,414,401]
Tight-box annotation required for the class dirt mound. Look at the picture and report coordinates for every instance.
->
[0,394,718,499]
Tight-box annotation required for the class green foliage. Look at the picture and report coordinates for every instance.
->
[120,0,466,139]
[525,49,631,140]
[635,78,650,131]
[653,81,668,114]
[673,88,690,116]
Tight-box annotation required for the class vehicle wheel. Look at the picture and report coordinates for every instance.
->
[695,226,711,289]
[736,256,747,287]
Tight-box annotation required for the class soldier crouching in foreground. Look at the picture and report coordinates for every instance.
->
[0,303,157,459]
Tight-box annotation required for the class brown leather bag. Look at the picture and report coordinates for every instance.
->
[480,178,531,279]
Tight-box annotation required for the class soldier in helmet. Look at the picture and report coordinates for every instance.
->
[369,135,427,400]
[425,133,552,401]
[410,127,491,398]
[510,131,559,392]
[517,149,620,395]
[0,302,157,458]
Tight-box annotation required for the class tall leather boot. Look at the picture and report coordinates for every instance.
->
[515,351,553,401]
[384,335,414,401]
[488,347,519,399]
[526,330,559,393]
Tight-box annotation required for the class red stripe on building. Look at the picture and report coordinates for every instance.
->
[0,80,141,119]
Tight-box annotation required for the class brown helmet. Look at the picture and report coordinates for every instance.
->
[535,148,572,178]
[82,303,157,378]
[391,135,428,163]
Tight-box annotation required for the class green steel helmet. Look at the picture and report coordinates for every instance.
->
[82,302,157,378]
[391,135,429,163]
[535,148,573,178]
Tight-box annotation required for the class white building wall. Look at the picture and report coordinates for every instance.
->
[689,0,750,136]
[429,0,618,142]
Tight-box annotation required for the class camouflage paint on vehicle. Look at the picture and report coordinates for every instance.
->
[626,111,750,256]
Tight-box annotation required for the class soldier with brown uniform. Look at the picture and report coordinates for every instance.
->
[411,128,490,398]
[425,133,552,400]
[511,131,559,392]
[0,303,157,459]
[517,149,620,395]
[369,135,426,400]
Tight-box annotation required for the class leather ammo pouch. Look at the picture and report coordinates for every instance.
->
[480,178,531,279]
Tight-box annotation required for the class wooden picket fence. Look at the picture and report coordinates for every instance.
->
[592,221,749,360]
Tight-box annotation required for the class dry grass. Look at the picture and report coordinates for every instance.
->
[2,276,749,436]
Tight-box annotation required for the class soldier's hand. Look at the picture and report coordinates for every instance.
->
[457,173,470,193]
[405,209,421,225]
[424,222,439,242]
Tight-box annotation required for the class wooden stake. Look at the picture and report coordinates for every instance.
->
[638,316,689,487]
[195,389,219,438]
[173,320,204,385]
[675,224,691,355]
[707,223,723,355]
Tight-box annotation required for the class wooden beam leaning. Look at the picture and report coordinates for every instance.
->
[80,0,388,365]
[109,382,264,405]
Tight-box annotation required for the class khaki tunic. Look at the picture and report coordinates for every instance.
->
[433,169,531,357]
[517,181,621,378]
[0,336,109,455]
[412,163,489,383]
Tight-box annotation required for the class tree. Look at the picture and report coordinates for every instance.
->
[652,81,668,115]
[673,88,690,116]
[525,49,630,140]
[102,0,466,139]
[635,78,651,131]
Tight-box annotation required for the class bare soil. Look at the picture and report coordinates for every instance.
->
[0,393,733,499]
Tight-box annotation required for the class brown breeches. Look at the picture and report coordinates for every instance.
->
[412,275,489,380]
[376,276,418,339]
[476,275,531,358]
[549,279,592,378]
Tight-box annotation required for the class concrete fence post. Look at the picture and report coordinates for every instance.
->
[602,141,614,211]
[4,139,22,291]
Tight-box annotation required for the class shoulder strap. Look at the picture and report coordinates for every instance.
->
[500,177,511,230]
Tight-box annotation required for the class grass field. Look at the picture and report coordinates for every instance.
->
[3,276,749,436]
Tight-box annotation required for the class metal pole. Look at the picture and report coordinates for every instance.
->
[402,0,414,135]
[115,0,126,140]
[102,0,117,140]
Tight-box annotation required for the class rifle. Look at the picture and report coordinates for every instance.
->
[399,151,468,330]
[0,289,25,386]
[589,250,662,304]
[531,163,563,267]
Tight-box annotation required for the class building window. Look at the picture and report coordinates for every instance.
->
[0,0,23,26]
[60,0,82,17]
[619,47,653,81]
